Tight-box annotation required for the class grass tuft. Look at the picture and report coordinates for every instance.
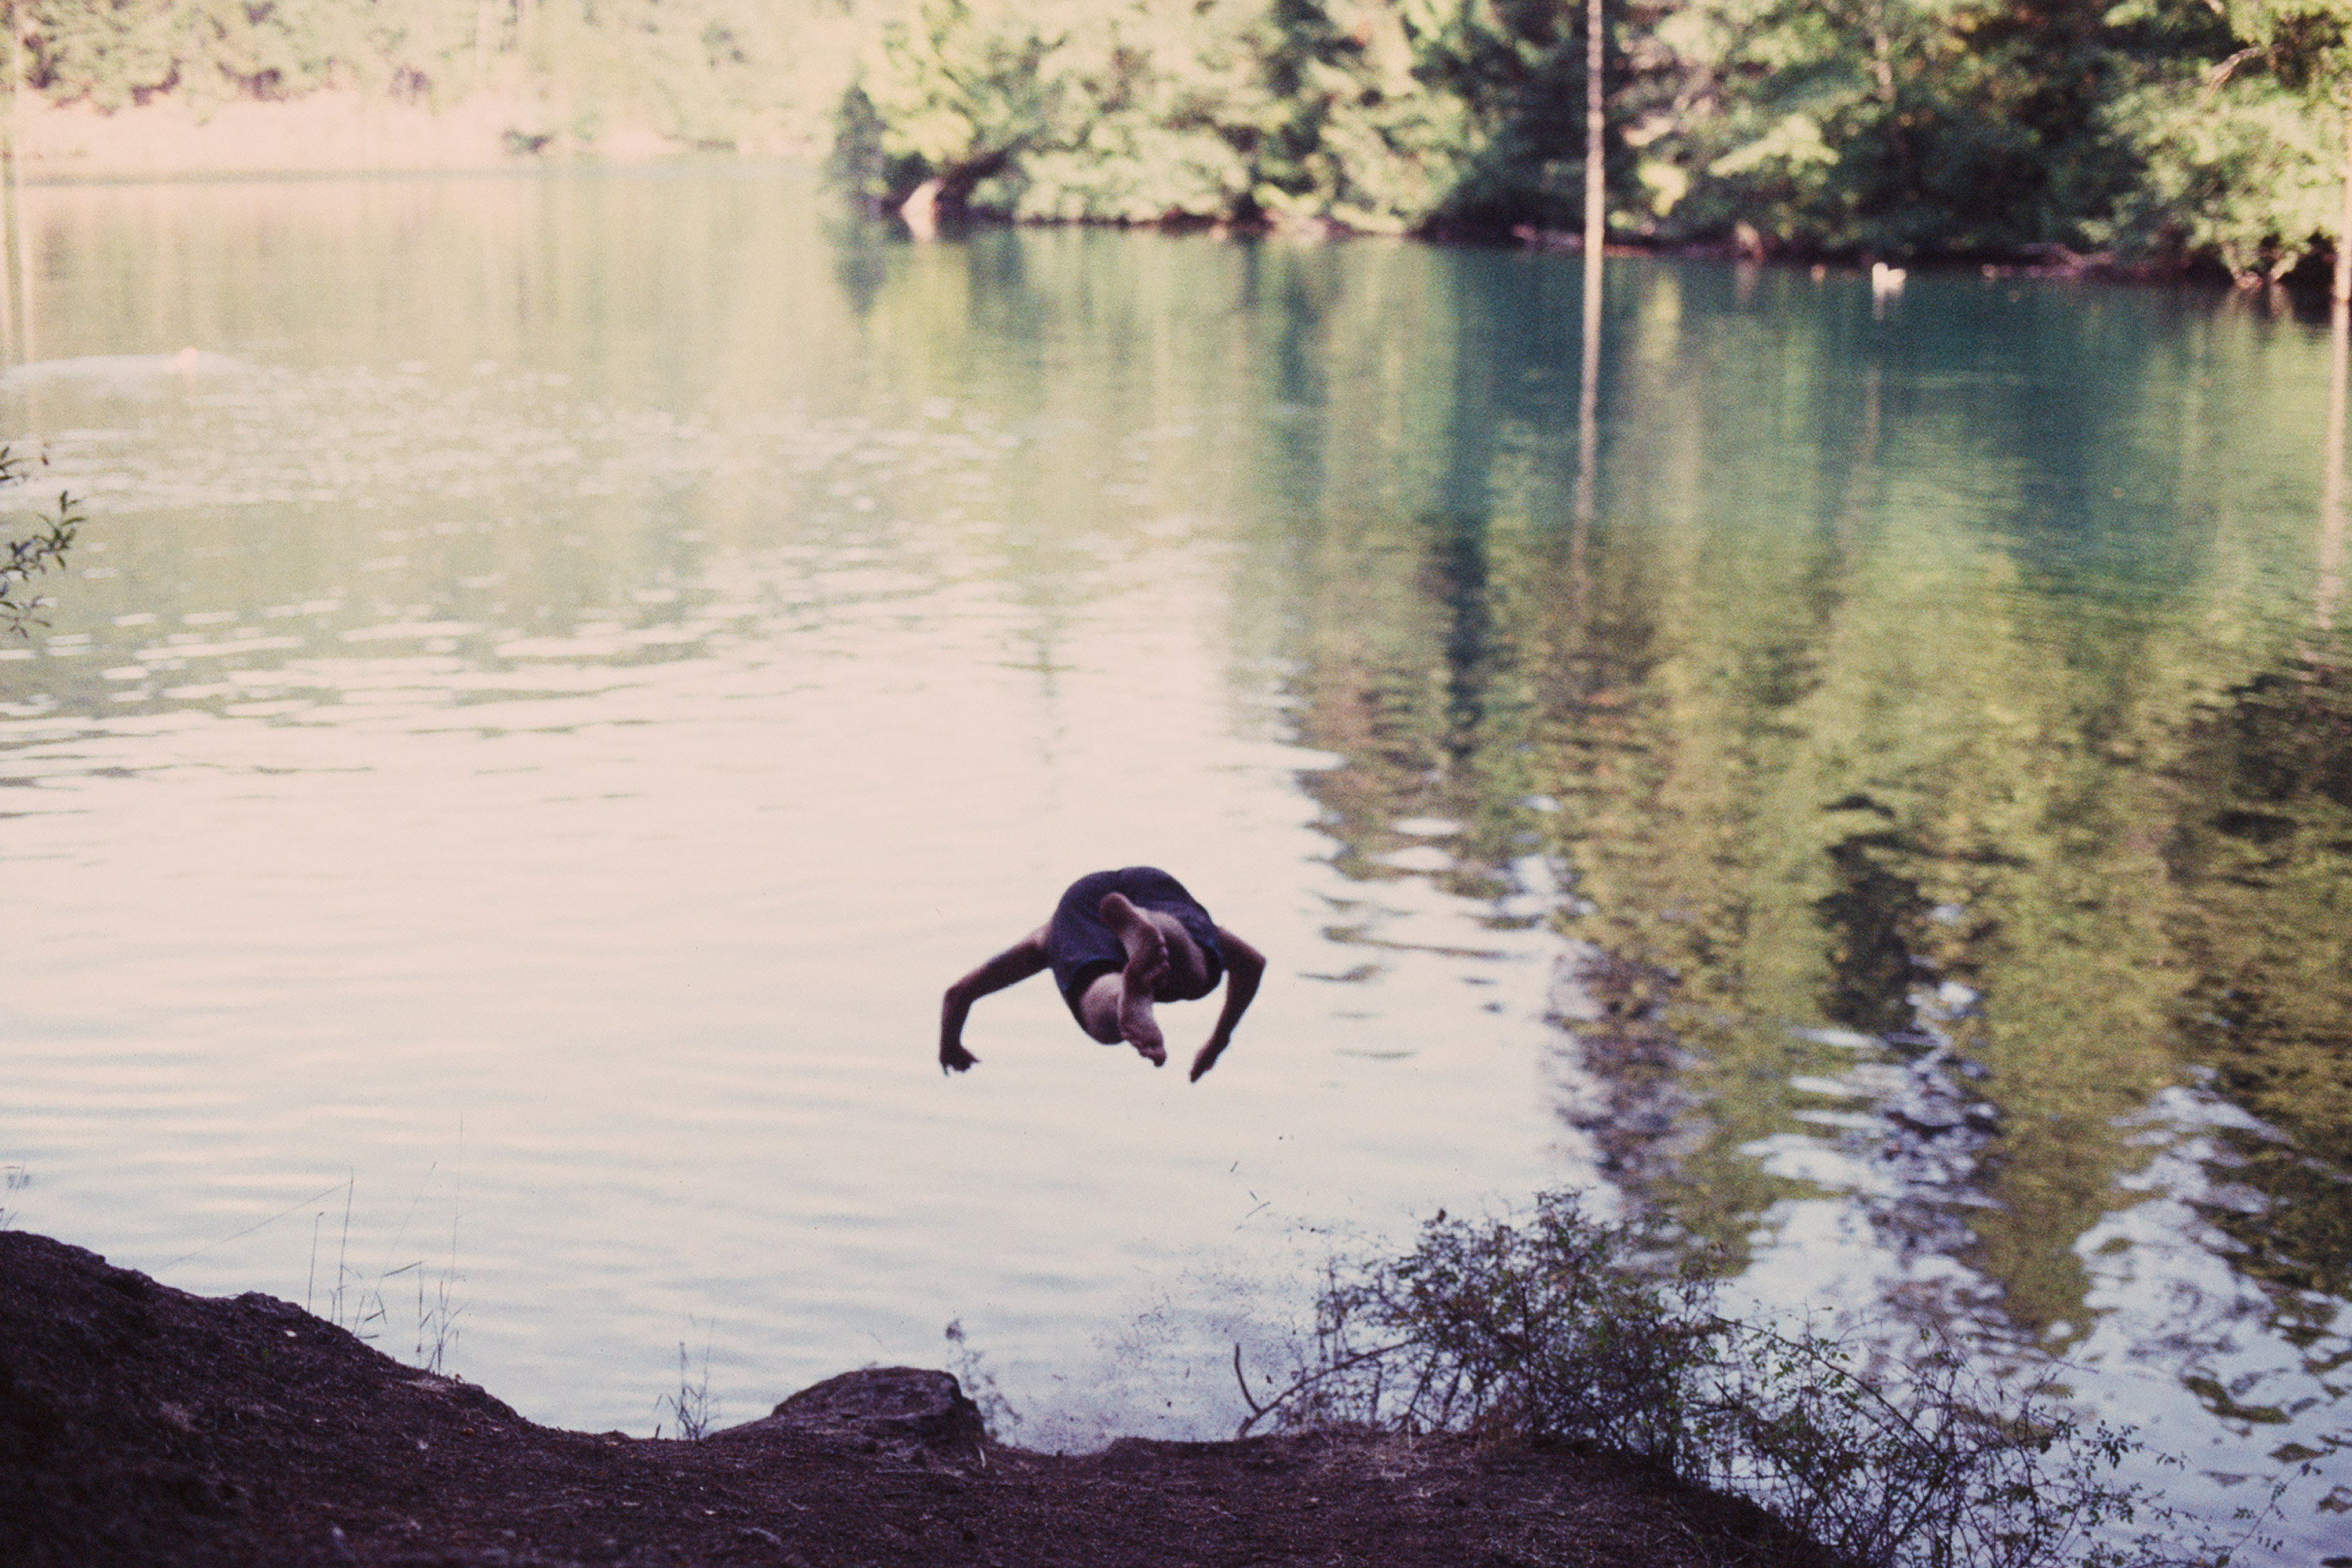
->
[655,1330,718,1441]
[306,1171,464,1374]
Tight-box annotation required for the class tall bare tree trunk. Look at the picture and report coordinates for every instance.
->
[2,0,24,368]
[1,0,15,366]
[2323,99,2350,640]
[2337,100,2352,307]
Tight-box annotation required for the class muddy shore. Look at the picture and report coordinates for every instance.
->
[2,1230,1815,1567]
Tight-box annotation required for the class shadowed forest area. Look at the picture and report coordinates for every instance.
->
[9,0,2352,279]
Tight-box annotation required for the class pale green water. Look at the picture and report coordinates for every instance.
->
[0,168,2344,1552]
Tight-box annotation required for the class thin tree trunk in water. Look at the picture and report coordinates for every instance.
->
[1583,0,1604,299]
[1573,0,1604,627]
[1571,308,1599,621]
[2318,294,2347,637]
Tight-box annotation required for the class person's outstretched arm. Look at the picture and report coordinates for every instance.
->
[1189,927,1266,1082]
[939,927,1051,1074]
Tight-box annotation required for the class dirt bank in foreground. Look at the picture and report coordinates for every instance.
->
[1,1231,1814,1568]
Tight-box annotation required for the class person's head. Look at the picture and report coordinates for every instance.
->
[1152,918,1214,1002]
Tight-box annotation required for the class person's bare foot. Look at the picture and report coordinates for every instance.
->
[1099,893,1168,1062]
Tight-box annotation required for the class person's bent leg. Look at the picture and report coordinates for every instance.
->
[1097,894,1168,1062]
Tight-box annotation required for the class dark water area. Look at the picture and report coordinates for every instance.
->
[0,169,2344,1552]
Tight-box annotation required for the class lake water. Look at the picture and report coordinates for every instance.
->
[1,167,2345,1555]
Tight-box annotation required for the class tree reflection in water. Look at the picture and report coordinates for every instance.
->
[2165,301,2352,1370]
[1275,263,2350,1508]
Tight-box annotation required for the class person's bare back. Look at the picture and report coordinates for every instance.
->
[938,867,1265,1081]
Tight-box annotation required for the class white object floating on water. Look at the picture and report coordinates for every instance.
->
[1871,261,1907,294]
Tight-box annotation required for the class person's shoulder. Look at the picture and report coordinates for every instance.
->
[1214,924,1266,965]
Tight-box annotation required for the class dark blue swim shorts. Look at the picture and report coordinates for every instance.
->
[1047,866,1225,1022]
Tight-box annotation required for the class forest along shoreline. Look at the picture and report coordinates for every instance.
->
[0,1230,1812,1568]
[8,0,2350,289]
[4,97,2186,290]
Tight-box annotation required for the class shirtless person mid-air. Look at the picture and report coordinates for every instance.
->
[938,867,1265,1083]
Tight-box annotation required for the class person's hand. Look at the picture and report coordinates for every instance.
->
[1189,1036,1228,1083]
[940,1039,979,1075]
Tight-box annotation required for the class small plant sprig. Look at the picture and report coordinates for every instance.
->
[1,445,81,638]
[946,1317,1021,1442]
[0,1163,28,1231]
[655,1332,718,1440]
[303,1173,464,1375]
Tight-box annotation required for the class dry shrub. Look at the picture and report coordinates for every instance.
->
[1247,1193,2201,1568]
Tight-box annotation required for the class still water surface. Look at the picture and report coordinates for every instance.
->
[1,167,2345,1551]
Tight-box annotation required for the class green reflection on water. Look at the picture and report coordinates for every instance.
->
[1269,253,2350,1371]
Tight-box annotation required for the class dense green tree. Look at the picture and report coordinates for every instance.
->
[855,0,1267,223]
[2100,0,2352,282]
[1653,0,2140,255]
[26,0,394,109]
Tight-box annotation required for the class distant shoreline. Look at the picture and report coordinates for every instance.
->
[4,92,803,184]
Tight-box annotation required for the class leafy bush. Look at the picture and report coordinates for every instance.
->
[1245,1193,2181,1568]
[2096,0,2352,284]
[2103,74,2344,283]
